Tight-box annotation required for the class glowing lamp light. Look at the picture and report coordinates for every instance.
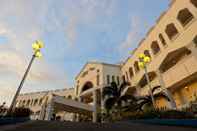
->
[32,43,40,51]
[144,56,151,63]
[139,53,145,59]
[36,40,44,48]
[138,62,144,68]
[32,40,44,51]
[35,51,42,58]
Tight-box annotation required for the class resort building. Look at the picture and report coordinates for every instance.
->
[121,0,197,109]
[15,88,76,120]
[15,0,197,122]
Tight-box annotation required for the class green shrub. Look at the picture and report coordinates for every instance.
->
[6,107,32,118]
[121,109,195,120]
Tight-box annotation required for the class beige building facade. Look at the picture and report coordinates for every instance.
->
[121,0,197,109]
[15,0,197,122]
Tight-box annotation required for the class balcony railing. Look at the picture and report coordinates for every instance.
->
[162,56,197,88]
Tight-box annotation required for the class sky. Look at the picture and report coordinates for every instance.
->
[0,0,170,106]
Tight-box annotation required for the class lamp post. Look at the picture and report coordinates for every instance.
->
[7,40,44,115]
[138,54,156,108]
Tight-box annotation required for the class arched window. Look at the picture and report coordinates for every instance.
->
[134,61,140,73]
[191,0,197,8]
[151,41,160,55]
[177,8,194,27]
[107,75,110,84]
[122,75,126,82]
[117,76,120,85]
[26,100,30,106]
[165,23,179,40]
[112,75,115,82]
[39,98,43,105]
[67,95,72,99]
[34,99,38,106]
[193,35,197,47]
[125,72,129,81]
[144,50,151,58]
[159,33,167,46]
[23,100,26,106]
[129,67,134,79]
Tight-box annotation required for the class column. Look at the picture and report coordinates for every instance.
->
[75,96,82,122]
[156,69,177,109]
[92,90,98,123]
[188,42,197,59]
[100,87,104,123]
[45,101,54,120]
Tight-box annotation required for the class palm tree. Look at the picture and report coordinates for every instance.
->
[102,82,137,118]
[137,85,170,111]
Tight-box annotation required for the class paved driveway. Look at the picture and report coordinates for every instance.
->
[0,121,196,131]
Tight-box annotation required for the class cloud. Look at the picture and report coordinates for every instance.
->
[0,0,119,105]
[119,15,142,54]
[62,0,118,45]
[65,16,78,45]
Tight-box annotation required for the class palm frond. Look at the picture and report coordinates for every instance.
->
[104,97,117,111]
[119,95,137,102]
[110,82,118,92]
[102,86,118,99]
[118,82,130,95]
[151,85,161,94]
[154,92,170,101]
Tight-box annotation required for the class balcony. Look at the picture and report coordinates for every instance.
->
[138,77,160,96]
[162,55,197,89]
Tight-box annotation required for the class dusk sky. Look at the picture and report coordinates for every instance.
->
[0,0,170,106]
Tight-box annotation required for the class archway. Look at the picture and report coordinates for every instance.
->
[81,81,94,93]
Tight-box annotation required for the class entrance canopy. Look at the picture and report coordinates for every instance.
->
[52,95,94,115]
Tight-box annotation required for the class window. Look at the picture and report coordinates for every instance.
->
[191,0,197,8]
[134,61,140,73]
[112,75,115,82]
[165,23,179,40]
[26,100,30,106]
[34,99,38,106]
[144,50,151,58]
[159,33,167,46]
[125,72,129,81]
[193,35,197,47]
[151,41,161,55]
[122,75,126,82]
[96,75,100,86]
[67,95,72,99]
[107,75,110,84]
[117,76,120,85]
[177,8,194,27]
[129,67,134,79]
[39,99,43,105]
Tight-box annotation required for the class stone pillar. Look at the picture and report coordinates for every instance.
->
[93,90,98,123]
[45,101,54,120]
[188,42,197,59]
[156,69,177,109]
[100,87,104,123]
[75,96,82,122]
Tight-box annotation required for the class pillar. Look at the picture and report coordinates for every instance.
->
[188,42,197,59]
[156,69,177,109]
[75,96,82,122]
[100,87,104,123]
[45,101,54,120]
[92,90,98,123]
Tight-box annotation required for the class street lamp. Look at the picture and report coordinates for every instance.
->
[138,53,156,108]
[7,40,44,115]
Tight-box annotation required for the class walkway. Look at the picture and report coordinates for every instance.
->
[0,121,196,131]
